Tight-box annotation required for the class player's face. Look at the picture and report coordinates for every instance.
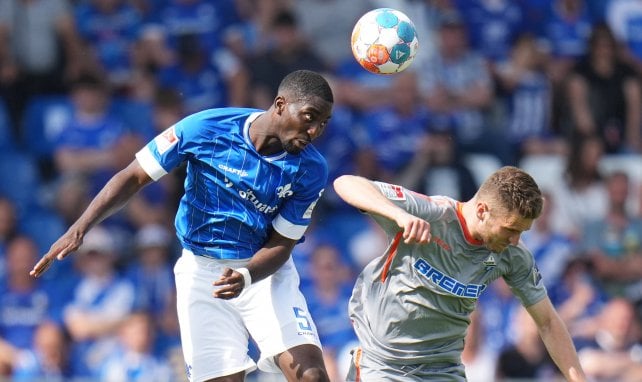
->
[478,206,533,254]
[278,95,332,154]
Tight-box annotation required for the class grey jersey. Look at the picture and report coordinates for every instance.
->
[349,182,547,367]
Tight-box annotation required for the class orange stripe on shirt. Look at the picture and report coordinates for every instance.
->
[354,347,363,382]
[381,231,403,282]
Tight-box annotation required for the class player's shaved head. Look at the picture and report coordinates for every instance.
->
[278,70,334,104]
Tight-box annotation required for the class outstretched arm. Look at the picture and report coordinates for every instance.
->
[333,175,431,245]
[30,159,153,277]
[526,297,587,382]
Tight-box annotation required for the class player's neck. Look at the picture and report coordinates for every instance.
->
[248,114,283,156]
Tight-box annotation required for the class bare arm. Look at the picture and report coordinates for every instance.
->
[30,159,153,277]
[212,230,297,299]
[526,297,587,382]
[333,175,431,245]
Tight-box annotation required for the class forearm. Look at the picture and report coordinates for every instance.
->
[539,315,586,381]
[333,175,405,221]
[244,234,296,283]
[69,161,151,234]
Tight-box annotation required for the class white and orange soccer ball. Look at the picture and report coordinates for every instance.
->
[351,8,419,75]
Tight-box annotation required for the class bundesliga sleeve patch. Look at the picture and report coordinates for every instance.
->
[378,183,406,201]
[155,125,179,154]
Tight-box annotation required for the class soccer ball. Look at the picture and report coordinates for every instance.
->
[351,8,419,74]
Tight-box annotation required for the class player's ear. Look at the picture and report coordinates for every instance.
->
[476,202,488,221]
[275,96,286,115]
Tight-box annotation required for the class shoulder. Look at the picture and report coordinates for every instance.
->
[180,107,261,132]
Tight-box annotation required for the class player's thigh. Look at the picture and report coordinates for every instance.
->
[241,258,323,373]
[175,253,256,381]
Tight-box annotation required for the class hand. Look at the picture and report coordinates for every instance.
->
[394,211,431,244]
[212,267,246,300]
[30,229,83,278]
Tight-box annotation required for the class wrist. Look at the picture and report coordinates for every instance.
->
[236,267,252,288]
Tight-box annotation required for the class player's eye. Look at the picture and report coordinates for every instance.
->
[303,113,313,122]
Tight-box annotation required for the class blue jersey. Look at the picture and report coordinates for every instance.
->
[135,108,328,259]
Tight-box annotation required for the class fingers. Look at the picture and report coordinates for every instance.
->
[403,219,431,244]
[29,256,54,278]
[212,268,243,300]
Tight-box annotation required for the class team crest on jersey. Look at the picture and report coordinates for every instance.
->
[155,125,178,154]
[482,255,496,270]
[378,183,406,201]
[277,183,294,198]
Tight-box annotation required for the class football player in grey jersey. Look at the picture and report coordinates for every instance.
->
[334,166,586,381]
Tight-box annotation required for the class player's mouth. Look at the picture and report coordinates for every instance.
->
[296,138,310,148]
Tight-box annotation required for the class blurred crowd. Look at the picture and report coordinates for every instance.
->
[0,0,641,381]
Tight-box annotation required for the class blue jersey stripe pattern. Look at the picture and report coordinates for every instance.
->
[139,108,328,259]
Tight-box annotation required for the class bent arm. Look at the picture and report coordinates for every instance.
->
[333,175,431,245]
[213,230,297,299]
[526,297,587,382]
[30,159,153,277]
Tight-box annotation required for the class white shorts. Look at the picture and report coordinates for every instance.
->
[174,249,322,382]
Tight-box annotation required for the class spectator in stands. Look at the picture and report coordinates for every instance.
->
[548,257,607,333]
[495,33,564,165]
[455,0,527,66]
[357,70,431,183]
[0,0,84,134]
[74,0,143,91]
[521,191,577,291]
[0,320,71,380]
[62,225,135,377]
[419,11,507,163]
[575,298,642,381]
[302,244,357,382]
[582,171,642,299]
[247,10,327,109]
[97,311,172,382]
[543,0,594,84]
[125,223,179,356]
[0,197,17,263]
[566,23,642,154]
[550,134,608,239]
[495,306,562,380]
[53,74,141,184]
[606,0,642,76]
[157,33,248,114]
[157,0,241,54]
[396,118,478,201]
[0,236,53,350]
[293,0,374,69]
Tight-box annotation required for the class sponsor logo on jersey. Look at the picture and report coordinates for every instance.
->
[238,189,279,214]
[378,183,406,200]
[414,258,486,299]
[218,164,248,177]
[302,189,324,219]
[155,125,178,154]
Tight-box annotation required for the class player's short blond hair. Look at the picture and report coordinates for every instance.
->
[477,166,543,220]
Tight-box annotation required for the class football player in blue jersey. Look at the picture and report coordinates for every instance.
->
[30,70,334,382]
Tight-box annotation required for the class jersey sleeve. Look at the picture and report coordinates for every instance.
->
[135,115,201,181]
[272,158,329,240]
[503,245,548,307]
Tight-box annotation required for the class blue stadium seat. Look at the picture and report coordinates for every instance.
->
[0,151,41,214]
[21,95,72,159]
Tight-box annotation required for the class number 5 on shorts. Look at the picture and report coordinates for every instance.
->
[293,307,312,331]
